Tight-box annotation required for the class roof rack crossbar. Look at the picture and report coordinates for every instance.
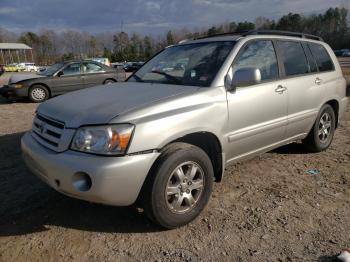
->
[242,30,323,41]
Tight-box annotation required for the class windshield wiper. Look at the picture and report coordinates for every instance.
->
[151,70,182,84]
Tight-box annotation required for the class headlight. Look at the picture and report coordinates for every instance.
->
[71,124,134,155]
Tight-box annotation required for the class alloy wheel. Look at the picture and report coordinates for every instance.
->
[318,112,332,143]
[31,88,46,101]
[165,161,205,214]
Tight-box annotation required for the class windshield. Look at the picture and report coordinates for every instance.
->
[128,41,235,87]
[38,63,64,76]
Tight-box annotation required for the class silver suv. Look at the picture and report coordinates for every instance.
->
[22,30,348,228]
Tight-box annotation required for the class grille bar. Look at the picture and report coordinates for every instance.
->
[36,114,64,129]
[32,131,59,147]
[32,114,65,151]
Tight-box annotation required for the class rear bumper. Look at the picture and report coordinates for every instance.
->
[339,97,349,121]
[21,132,160,206]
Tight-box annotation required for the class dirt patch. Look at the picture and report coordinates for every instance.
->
[0,76,350,261]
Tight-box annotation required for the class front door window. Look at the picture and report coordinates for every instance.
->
[62,63,81,76]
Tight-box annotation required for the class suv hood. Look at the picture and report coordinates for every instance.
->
[37,82,199,128]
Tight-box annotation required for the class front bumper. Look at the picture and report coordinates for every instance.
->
[0,85,28,98]
[21,132,160,206]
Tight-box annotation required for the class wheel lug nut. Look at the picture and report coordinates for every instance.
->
[188,181,192,185]
[186,189,190,194]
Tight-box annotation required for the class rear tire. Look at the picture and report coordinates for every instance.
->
[140,143,214,229]
[303,104,336,152]
[103,79,116,85]
[29,85,49,103]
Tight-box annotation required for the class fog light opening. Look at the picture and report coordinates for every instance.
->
[72,172,92,192]
[55,179,60,187]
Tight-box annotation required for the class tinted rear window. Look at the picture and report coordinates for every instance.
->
[308,43,334,72]
[302,43,318,73]
[277,41,309,76]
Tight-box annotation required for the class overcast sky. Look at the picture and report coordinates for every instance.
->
[0,0,348,34]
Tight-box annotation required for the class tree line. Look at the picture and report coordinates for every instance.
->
[0,7,349,65]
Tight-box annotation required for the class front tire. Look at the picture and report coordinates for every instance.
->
[303,104,336,152]
[141,143,214,229]
[29,85,49,103]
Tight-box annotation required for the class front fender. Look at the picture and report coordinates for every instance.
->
[112,87,229,154]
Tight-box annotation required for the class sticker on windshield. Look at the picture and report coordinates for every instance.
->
[190,70,196,78]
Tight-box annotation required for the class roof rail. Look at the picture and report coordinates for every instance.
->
[242,30,323,41]
[183,29,323,43]
[193,30,250,40]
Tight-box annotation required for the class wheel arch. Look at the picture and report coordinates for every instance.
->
[325,99,339,128]
[103,78,117,84]
[159,132,224,182]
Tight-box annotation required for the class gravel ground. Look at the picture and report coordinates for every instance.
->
[0,72,349,262]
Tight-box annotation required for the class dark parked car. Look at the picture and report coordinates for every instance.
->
[123,62,143,72]
[0,64,4,76]
[0,60,126,102]
[334,49,350,57]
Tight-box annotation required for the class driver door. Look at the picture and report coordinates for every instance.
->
[51,63,84,93]
[225,40,288,162]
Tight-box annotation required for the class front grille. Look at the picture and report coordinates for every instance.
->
[32,114,65,151]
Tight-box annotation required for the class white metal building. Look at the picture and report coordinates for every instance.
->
[0,43,33,64]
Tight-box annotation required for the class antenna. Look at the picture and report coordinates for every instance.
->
[120,20,124,33]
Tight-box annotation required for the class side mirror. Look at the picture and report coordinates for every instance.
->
[57,71,64,77]
[229,68,261,90]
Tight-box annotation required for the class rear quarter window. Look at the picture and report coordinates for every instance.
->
[308,43,335,72]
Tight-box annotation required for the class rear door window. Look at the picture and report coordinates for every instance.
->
[302,43,318,73]
[308,43,334,72]
[276,41,309,76]
[83,63,104,73]
[233,40,279,81]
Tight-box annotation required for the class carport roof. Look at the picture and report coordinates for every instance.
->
[0,43,32,50]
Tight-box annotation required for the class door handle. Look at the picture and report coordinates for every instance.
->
[315,77,322,85]
[275,85,287,94]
